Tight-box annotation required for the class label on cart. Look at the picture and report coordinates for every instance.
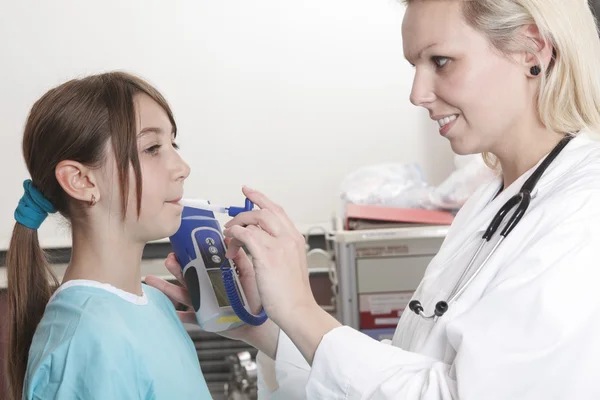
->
[360,292,413,314]
[359,291,414,329]
[374,318,400,325]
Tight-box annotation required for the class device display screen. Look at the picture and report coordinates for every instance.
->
[207,268,245,307]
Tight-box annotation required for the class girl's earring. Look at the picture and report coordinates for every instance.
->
[530,65,541,76]
[89,194,97,207]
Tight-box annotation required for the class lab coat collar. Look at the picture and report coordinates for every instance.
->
[432,130,596,270]
[472,130,594,232]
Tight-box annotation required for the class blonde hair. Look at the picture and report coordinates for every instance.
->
[404,0,600,168]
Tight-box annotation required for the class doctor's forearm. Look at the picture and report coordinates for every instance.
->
[243,319,281,359]
[278,303,342,365]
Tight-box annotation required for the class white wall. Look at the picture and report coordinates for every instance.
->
[0,0,455,250]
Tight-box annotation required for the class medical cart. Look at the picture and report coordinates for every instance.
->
[333,224,448,339]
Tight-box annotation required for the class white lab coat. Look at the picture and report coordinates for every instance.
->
[257,129,600,399]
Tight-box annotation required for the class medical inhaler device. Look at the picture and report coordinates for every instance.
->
[169,197,268,332]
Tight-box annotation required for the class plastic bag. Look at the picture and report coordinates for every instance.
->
[340,155,497,211]
[423,154,497,210]
[339,163,431,209]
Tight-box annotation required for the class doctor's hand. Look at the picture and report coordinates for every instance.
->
[223,187,316,326]
[223,187,341,364]
[145,245,280,359]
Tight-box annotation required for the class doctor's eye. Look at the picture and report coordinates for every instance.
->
[432,56,449,69]
[171,141,179,150]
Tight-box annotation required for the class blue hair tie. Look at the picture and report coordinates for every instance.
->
[14,179,56,230]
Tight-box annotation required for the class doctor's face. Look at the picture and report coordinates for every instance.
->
[402,0,529,155]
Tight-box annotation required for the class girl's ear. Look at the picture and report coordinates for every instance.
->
[55,160,100,205]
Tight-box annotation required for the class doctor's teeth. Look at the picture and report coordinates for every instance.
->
[437,115,457,127]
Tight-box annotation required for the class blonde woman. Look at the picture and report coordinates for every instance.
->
[149,0,600,398]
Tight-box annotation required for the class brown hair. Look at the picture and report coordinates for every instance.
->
[5,71,176,399]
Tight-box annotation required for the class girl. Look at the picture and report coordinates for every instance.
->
[6,72,212,399]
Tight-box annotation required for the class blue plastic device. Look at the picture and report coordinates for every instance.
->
[169,198,268,332]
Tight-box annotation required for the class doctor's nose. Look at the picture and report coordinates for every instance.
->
[409,71,436,107]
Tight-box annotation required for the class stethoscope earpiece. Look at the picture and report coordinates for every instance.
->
[408,300,448,318]
[434,301,448,317]
[408,300,423,315]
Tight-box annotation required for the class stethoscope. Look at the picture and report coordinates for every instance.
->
[408,134,575,320]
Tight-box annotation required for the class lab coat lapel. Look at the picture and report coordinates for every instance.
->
[432,132,589,274]
[429,176,505,272]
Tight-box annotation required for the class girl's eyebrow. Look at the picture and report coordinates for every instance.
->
[138,126,175,137]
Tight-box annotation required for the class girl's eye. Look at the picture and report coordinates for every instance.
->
[172,141,179,150]
[144,144,161,155]
[432,56,449,68]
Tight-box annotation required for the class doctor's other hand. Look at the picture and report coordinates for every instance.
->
[144,247,280,359]
[223,187,319,328]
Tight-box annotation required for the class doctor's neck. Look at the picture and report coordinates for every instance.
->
[491,120,565,190]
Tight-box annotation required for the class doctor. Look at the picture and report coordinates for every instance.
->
[147,0,600,398]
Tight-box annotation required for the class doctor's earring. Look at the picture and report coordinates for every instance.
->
[89,194,97,207]
[530,65,541,76]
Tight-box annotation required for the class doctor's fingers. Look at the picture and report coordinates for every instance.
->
[225,208,283,237]
[164,252,185,285]
[223,224,276,262]
[240,187,297,231]
[225,237,255,277]
[176,310,198,325]
[225,240,263,314]
[145,275,192,309]
[225,237,245,259]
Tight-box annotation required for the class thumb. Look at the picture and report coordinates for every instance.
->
[224,236,244,259]
[225,237,254,277]
[226,238,261,313]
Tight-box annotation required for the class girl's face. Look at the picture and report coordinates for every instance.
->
[98,93,190,243]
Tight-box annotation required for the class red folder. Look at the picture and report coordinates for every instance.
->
[345,203,454,230]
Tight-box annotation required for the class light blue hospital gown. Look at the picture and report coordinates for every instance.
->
[23,280,213,399]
